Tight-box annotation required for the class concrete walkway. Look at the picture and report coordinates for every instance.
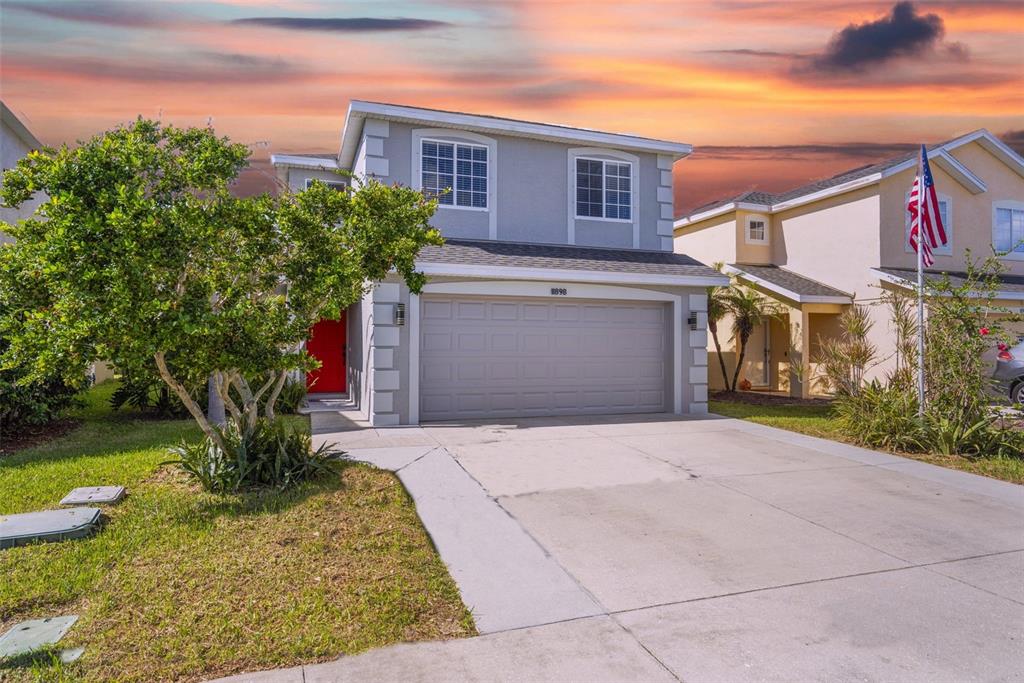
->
[215,413,1024,682]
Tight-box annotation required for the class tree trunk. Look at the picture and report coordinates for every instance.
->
[154,352,226,451]
[215,371,242,423]
[731,333,750,392]
[709,322,730,391]
[264,370,288,421]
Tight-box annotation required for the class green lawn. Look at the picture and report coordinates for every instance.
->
[1,383,474,682]
[710,396,1024,485]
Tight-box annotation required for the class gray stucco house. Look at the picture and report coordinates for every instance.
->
[272,101,726,425]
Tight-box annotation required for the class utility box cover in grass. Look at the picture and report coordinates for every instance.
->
[0,616,78,658]
[60,486,125,506]
[0,508,101,549]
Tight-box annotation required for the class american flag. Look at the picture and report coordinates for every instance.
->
[907,144,948,267]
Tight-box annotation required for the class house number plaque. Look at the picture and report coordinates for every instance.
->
[550,288,568,296]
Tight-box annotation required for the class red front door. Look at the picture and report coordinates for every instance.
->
[306,315,347,393]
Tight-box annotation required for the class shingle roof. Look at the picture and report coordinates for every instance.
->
[418,239,723,278]
[877,267,1024,294]
[687,137,964,219]
[729,263,852,301]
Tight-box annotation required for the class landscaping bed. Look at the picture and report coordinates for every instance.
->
[710,394,1024,485]
[0,383,474,682]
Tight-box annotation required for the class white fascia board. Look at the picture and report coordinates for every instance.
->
[725,265,851,304]
[417,262,729,288]
[270,154,340,170]
[880,149,987,194]
[869,267,1024,301]
[769,173,883,213]
[973,132,1024,179]
[340,100,691,167]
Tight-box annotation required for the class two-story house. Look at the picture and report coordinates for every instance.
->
[272,101,727,426]
[673,129,1024,397]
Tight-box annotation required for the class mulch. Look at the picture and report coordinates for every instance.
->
[710,390,832,408]
[0,418,80,456]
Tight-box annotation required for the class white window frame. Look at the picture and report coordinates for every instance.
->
[574,156,633,223]
[419,138,489,211]
[903,191,952,257]
[744,214,769,245]
[304,178,346,191]
[993,200,1024,261]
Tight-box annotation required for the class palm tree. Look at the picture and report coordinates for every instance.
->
[706,263,731,390]
[725,286,781,392]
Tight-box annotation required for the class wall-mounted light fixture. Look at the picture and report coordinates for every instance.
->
[394,303,406,326]
[687,312,698,331]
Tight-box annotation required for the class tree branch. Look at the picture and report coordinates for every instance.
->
[154,352,226,451]
[264,370,289,421]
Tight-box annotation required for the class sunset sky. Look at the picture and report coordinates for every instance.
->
[2,0,1022,212]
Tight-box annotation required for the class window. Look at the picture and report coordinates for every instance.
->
[746,216,768,244]
[575,158,631,220]
[904,192,952,256]
[421,140,487,209]
[304,178,346,191]
[994,202,1024,256]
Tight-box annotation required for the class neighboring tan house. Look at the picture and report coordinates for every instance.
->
[1,101,44,244]
[273,101,727,425]
[674,129,1024,397]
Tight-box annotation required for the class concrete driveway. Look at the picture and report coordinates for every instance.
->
[221,413,1024,683]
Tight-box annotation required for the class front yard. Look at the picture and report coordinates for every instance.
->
[711,392,1024,484]
[1,383,474,682]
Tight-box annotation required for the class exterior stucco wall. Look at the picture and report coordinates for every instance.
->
[735,210,773,264]
[373,119,673,251]
[673,214,738,266]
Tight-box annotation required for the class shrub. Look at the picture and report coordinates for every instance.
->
[0,337,81,435]
[832,381,924,452]
[165,417,345,493]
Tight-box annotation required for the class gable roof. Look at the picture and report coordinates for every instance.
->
[337,100,692,169]
[725,264,852,304]
[1,101,42,151]
[677,129,1023,228]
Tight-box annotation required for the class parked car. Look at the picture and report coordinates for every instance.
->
[993,339,1024,403]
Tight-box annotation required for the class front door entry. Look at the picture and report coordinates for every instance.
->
[306,315,347,394]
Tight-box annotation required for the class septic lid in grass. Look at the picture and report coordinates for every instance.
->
[60,486,125,506]
[0,508,101,550]
[0,616,78,660]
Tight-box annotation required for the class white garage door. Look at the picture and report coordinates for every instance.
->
[419,296,669,421]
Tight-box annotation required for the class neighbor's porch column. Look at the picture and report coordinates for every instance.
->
[788,306,811,399]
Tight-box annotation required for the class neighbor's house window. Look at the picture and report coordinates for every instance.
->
[304,178,346,191]
[904,192,952,256]
[421,140,487,209]
[994,201,1024,256]
[576,158,631,220]
[745,215,768,244]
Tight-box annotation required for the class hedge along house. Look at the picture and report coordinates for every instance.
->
[273,101,727,426]
[673,130,1024,398]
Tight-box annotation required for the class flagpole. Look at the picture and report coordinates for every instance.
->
[916,145,925,418]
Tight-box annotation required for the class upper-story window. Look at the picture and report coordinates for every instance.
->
[575,158,631,220]
[745,215,768,244]
[421,139,488,209]
[904,191,952,256]
[993,201,1024,257]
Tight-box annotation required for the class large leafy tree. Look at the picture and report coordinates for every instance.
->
[0,119,441,449]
